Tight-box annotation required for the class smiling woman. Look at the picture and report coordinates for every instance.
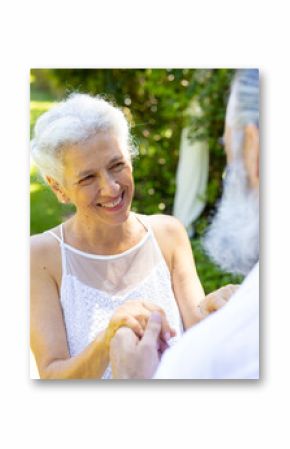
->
[30,93,227,380]
[51,132,135,229]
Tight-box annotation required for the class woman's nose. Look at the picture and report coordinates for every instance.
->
[98,172,121,196]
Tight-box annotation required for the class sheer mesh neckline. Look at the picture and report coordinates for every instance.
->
[60,215,152,260]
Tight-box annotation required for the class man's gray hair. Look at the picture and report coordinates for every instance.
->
[203,69,260,275]
[226,69,259,132]
[31,93,138,184]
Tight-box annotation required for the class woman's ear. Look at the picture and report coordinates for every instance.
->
[243,124,259,189]
[45,176,70,204]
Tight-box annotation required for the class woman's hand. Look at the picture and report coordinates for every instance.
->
[110,312,163,379]
[198,284,239,319]
[105,300,176,347]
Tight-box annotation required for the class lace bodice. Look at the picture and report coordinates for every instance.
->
[48,215,184,379]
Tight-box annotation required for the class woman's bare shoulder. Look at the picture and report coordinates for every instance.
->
[30,228,60,264]
[30,228,63,289]
[145,214,185,237]
[141,214,187,269]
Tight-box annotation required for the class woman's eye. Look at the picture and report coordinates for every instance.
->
[79,175,94,184]
[111,162,125,171]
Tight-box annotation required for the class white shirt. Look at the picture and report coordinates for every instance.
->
[154,262,259,379]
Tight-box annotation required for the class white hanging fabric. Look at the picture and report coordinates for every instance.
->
[173,101,209,237]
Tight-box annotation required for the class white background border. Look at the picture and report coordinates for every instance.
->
[1,1,289,448]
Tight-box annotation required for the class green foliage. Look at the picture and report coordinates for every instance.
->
[30,166,75,235]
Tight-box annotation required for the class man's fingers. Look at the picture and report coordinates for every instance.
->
[158,338,169,354]
[159,315,176,341]
[141,312,162,346]
[110,326,139,354]
[142,301,175,341]
[110,327,139,379]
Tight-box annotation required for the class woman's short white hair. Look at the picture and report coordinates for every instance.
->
[31,93,138,183]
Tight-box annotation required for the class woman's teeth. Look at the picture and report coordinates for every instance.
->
[98,194,122,208]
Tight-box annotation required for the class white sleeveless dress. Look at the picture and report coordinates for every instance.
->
[47,214,184,379]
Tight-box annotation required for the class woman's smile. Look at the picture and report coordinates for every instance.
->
[61,132,134,224]
[96,190,126,212]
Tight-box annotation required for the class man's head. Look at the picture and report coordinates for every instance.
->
[203,69,259,276]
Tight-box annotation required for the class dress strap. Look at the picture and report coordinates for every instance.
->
[136,214,170,273]
[47,230,62,243]
[60,223,64,241]
[134,213,151,233]
[46,225,67,275]
[46,224,64,244]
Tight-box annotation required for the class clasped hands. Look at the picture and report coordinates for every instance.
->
[105,299,176,353]
[108,284,239,379]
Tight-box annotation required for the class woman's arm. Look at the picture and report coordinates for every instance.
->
[150,215,205,329]
[169,218,206,328]
[151,216,239,331]
[30,237,110,379]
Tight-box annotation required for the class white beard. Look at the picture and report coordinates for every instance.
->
[203,160,259,276]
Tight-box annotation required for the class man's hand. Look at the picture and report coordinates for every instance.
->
[110,312,163,379]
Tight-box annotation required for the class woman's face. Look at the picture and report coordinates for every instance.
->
[60,132,134,226]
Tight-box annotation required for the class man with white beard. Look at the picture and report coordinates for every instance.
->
[109,69,259,379]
